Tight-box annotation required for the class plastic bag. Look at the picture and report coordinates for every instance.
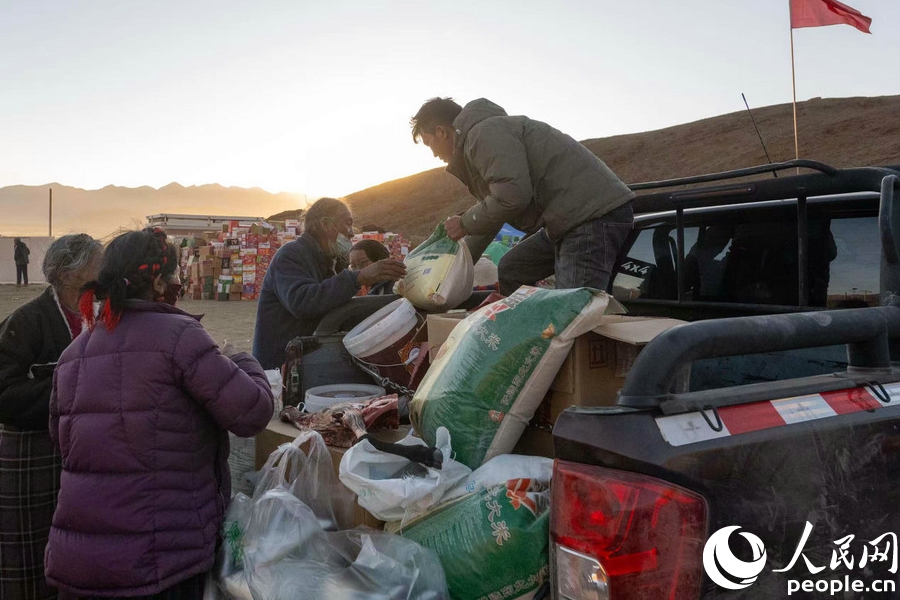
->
[338,427,472,522]
[410,287,619,468]
[213,493,253,599]
[252,430,356,531]
[243,488,449,600]
[264,369,283,416]
[395,223,474,311]
[473,255,499,289]
[441,453,553,505]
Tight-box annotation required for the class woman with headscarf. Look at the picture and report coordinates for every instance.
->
[0,233,103,600]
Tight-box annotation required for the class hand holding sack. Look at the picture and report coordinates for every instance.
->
[394,224,474,312]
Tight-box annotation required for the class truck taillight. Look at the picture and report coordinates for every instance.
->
[550,460,707,600]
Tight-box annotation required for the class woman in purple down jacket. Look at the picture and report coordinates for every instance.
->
[45,228,274,600]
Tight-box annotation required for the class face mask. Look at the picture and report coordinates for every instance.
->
[160,282,183,306]
[334,233,353,258]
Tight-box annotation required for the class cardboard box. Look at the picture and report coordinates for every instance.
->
[536,315,688,425]
[425,311,468,362]
[197,260,215,277]
[512,425,554,458]
[254,419,412,529]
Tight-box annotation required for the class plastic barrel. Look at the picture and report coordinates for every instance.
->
[343,298,422,389]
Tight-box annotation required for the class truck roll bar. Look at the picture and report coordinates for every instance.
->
[617,306,900,408]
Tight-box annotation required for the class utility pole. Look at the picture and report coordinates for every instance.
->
[49,188,53,237]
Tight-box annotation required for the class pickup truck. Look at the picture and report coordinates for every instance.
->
[549,161,900,599]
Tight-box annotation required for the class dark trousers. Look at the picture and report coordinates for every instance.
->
[16,264,28,285]
[498,203,633,296]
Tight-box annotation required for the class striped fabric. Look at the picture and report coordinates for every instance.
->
[0,425,62,600]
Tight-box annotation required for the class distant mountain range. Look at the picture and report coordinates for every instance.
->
[4,95,898,244]
[0,182,303,239]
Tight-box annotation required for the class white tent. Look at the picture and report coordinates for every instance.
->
[0,236,55,284]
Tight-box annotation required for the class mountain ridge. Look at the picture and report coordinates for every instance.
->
[3,95,898,242]
[337,95,900,244]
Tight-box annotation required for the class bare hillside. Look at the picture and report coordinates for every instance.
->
[336,95,900,245]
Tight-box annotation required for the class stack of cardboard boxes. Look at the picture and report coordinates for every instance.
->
[180,226,411,301]
[183,219,297,301]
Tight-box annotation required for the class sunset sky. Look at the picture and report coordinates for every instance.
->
[1,0,897,203]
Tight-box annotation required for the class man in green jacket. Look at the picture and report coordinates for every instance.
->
[411,97,634,296]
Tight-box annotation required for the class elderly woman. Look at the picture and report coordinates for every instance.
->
[0,234,103,600]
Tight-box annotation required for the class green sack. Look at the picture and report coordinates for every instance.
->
[400,478,550,600]
[483,241,510,266]
[410,286,617,468]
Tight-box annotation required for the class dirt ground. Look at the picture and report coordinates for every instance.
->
[0,284,259,352]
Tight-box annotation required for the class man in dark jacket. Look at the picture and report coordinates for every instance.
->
[252,198,406,370]
[13,237,30,286]
[411,97,635,296]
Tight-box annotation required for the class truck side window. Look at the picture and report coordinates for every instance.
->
[613,226,701,301]
[615,214,854,308]
[716,218,836,306]
[828,216,880,307]
[684,224,732,300]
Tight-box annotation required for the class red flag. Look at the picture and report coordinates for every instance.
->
[790,0,872,33]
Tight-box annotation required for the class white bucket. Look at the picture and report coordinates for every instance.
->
[343,298,418,358]
[303,384,386,413]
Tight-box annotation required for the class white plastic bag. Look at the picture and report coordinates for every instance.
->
[252,430,356,531]
[395,223,474,311]
[264,369,283,416]
[213,493,253,599]
[242,488,449,600]
[338,427,471,522]
[441,454,553,505]
[473,255,499,288]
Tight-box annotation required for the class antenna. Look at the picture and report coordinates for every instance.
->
[741,93,777,178]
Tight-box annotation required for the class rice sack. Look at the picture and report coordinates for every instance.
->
[395,223,474,311]
[409,286,617,468]
[398,477,550,600]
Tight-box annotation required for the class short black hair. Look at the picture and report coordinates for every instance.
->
[411,97,462,143]
[351,239,390,262]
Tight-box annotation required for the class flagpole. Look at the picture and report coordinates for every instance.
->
[789,4,800,173]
